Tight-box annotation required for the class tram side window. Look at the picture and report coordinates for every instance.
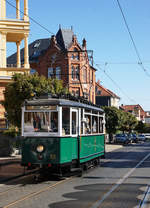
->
[92,116,98,133]
[62,107,70,135]
[99,117,103,133]
[85,115,91,134]
[72,111,77,135]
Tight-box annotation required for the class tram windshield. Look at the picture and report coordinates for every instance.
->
[24,111,58,133]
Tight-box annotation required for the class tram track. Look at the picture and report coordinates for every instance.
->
[1,177,72,208]
[0,165,95,208]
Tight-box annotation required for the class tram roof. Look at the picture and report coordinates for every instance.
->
[24,98,104,112]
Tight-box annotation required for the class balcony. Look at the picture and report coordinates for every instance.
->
[0,66,30,82]
[0,19,29,42]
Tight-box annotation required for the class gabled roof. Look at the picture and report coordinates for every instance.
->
[90,65,97,71]
[95,82,120,99]
[7,28,80,64]
[121,104,145,112]
[56,28,74,50]
[121,104,146,118]
[7,38,51,65]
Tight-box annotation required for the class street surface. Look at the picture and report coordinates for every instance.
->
[0,142,150,208]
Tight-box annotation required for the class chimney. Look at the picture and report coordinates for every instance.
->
[50,35,57,45]
[82,38,86,50]
[72,35,77,44]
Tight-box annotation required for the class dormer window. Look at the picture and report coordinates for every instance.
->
[33,42,40,48]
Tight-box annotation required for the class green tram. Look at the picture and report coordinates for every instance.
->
[21,95,105,175]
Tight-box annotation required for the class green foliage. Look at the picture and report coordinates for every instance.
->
[3,125,19,137]
[103,106,138,135]
[3,73,68,127]
[103,106,120,134]
[119,111,138,133]
[135,121,150,133]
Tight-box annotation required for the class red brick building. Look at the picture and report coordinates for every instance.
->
[120,104,146,122]
[8,27,96,103]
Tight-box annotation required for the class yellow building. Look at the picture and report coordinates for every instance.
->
[0,0,30,127]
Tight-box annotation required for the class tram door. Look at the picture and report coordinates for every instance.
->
[71,109,78,135]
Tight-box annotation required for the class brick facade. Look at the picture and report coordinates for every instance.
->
[29,29,96,103]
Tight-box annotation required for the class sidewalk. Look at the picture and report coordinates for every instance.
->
[106,143,123,152]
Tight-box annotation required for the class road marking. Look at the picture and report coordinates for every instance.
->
[3,178,71,208]
[91,152,150,208]
[139,186,150,208]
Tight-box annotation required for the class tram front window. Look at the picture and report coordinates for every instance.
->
[24,111,58,133]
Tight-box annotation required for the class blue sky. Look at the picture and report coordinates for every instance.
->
[6,0,150,110]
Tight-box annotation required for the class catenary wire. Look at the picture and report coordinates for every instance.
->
[4,0,147,105]
[95,63,137,104]
[5,0,54,35]
[116,0,150,78]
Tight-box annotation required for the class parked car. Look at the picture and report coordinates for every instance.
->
[144,134,150,140]
[114,134,130,144]
[128,134,138,143]
[137,134,146,142]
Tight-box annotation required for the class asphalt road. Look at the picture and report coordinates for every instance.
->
[1,142,150,208]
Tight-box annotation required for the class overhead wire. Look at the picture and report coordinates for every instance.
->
[95,63,137,104]
[96,61,150,65]
[116,0,150,78]
[4,0,147,105]
[5,0,54,35]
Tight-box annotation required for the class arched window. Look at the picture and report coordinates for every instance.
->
[74,48,78,51]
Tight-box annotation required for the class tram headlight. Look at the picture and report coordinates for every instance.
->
[36,145,44,153]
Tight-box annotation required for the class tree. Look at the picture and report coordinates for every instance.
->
[103,106,138,143]
[135,121,147,133]
[103,106,120,143]
[3,73,68,127]
[119,111,137,133]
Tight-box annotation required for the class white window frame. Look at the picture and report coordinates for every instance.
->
[22,107,60,137]
[71,108,78,137]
